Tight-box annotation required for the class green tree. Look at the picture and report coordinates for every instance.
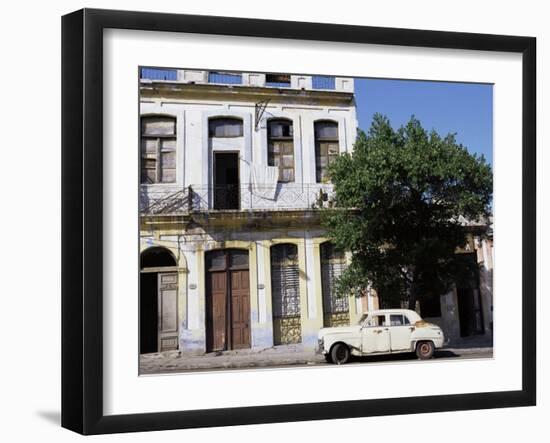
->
[323,114,493,309]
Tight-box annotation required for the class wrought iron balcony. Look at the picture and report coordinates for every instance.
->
[140,183,335,215]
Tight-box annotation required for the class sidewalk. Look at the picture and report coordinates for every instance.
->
[139,341,493,374]
[446,335,493,350]
[140,344,323,374]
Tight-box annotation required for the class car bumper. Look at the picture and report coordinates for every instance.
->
[316,339,327,355]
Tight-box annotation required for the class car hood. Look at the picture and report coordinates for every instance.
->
[414,320,440,329]
[319,325,362,337]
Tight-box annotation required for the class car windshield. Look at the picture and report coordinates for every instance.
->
[358,314,369,325]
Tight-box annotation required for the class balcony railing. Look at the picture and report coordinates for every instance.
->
[140,189,190,215]
[140,183,335,215]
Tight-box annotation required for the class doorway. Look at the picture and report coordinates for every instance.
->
[205,249,251,352]
[140,247,179,354]
[456,253,484,337]
[213,152,239,210]
[457,287,484,337]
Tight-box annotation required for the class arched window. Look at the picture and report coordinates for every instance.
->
[270,243,301,344]
[320,242,349,327]
[208,117,243,137]
[268,119,295,182]
[140,116,177,184]
[314,121,339,183]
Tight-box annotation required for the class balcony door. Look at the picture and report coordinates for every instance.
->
[214,152,239,210]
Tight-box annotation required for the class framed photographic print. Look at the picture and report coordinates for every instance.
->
[61,8,536,435]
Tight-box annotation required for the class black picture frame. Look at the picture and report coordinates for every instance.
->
[61,8,536,435]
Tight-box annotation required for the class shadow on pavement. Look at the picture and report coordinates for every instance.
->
[349,349,459,364]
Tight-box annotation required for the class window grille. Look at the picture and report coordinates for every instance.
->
[271,244,302,344]
[208,118,244,137]
[321,243,349,327]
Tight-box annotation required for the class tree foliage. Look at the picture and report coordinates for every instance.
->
[323,114,493,308]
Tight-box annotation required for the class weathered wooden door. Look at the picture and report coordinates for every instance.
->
[157,272,179,352]
[206,249,251,352]
[206,271,228,352]
[230,270,251,349]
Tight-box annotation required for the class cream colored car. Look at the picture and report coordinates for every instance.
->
[317,309,445,364]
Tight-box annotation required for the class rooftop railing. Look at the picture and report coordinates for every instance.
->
[140,68,178,81]
[312,75,336,90]
[207,72,242,85]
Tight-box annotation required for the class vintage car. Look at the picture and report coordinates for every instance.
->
[317,309,445,364]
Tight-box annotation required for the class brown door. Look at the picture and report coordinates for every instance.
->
[230,270,251,349]
[206,271,228,352]
[205,249,251,352]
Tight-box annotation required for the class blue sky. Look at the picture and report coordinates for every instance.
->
[354,78,493,165]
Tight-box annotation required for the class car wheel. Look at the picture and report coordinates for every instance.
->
[331,343,350,365]
[324,353,333,364]
[416,341,435,360]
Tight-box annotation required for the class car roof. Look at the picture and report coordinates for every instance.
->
[369,309,421,317]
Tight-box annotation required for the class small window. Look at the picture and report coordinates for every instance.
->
[229,250,249,269]
[209,118,243,137]
[266,74,291,88]
[140,116,176,184]
[268,120,293,138]
[390,315,408,326]
[315,121,339,139]
[206,250,226,271]
[366,315,386,327]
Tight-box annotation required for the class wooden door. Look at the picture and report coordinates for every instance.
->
[230,270,251,349]
[157,272,178,352]
[206,271,228,352]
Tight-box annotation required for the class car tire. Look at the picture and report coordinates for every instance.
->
[416,341,435,360]
[324,353,333,363]
[330,343,350,365]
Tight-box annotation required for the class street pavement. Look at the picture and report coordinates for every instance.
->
[139,345,493,375]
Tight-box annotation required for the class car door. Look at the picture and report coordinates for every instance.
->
[388,314,414,351]
[361,314,390,354]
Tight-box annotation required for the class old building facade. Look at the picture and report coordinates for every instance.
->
[139,69,369,355]
[139,68,493,356]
